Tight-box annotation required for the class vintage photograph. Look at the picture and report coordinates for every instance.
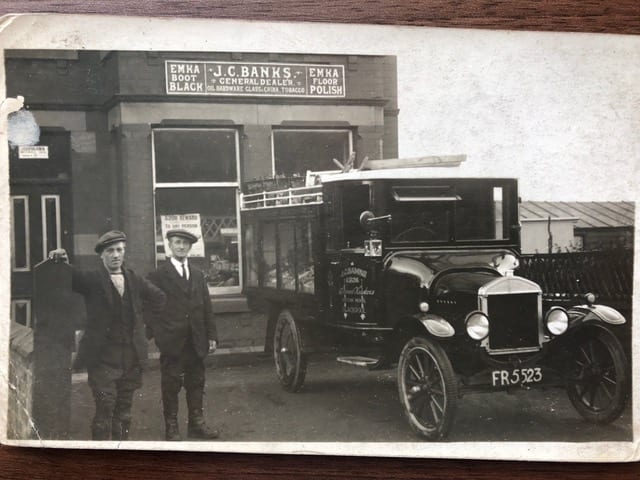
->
[0,15,637,461]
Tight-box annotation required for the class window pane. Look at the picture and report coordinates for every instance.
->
[296,221,314,293]
[342,184,369,248]
[273,130,350,176]
[261,223,277,287]
[44,196,60,254]
[391,201,451,242]
[12,300,30,327]
[11,197,28,270]
[154,129,237,183]
[493,187,505,240]
[456,184,504,240]
[243,224,259,287]
[155,188,239,290]
[279,222,296,290]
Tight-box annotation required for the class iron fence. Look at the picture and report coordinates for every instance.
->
[517,249,633,305]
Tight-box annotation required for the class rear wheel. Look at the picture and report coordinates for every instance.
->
[397,336,458,440]
[566,328,629,424]
[273,309,307,392]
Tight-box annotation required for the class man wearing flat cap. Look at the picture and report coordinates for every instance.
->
[49,230,165,441]
[148,228,219,440]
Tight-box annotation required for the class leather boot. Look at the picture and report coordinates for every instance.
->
[187,409,219,440]
[165,415,181,441]
[92,422,111,441]
[112,420,131,441]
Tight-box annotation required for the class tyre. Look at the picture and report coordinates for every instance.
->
[566,328,629,424]
[273,309,308,392]
[397,336,458,440]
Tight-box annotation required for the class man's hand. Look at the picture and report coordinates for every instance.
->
[48,248,69,263]
[208,339,217,354]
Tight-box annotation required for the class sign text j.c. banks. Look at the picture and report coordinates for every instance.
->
[165,60,346,98]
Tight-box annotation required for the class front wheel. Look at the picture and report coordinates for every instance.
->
[273,309,308,392]
[566,328,629,424]
[397,336,458,440]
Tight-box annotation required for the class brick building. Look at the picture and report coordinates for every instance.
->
[7,50,398,330]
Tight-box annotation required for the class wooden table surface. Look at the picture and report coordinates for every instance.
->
[1,1,638,478]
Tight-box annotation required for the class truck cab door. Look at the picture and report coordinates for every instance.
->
[325,182,382,326]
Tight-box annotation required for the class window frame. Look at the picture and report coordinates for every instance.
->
[41,194,61,262]
[151,127,243,295]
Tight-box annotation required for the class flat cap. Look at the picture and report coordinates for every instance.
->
[95,230,127,253]
[166,228,199,244]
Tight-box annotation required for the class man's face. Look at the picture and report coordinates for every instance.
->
[168,237,192,261]
[101,241,126,272]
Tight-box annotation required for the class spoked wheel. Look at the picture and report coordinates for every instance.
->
[273,309,307,392]
[397,337,458,440]
[567,328,629,424]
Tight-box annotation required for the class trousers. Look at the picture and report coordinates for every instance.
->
[160,339,205,419]
[87,343,142,440]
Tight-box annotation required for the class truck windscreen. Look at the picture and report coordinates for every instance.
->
[390,183,508,243]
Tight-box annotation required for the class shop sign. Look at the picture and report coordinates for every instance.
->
[165,60,345,98]
[18,145,48,159]
[160,213,205,257]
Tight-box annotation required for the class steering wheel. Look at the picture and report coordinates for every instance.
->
[393,226,436,242]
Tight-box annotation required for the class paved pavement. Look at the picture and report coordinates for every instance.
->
[70,353,633,443]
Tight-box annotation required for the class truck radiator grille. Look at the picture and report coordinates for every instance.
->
[487,293,539,351]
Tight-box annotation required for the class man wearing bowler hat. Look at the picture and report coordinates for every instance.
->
[49,230,165,441]
[148,228,219,440]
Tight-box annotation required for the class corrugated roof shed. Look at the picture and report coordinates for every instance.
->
[520,201,635,229]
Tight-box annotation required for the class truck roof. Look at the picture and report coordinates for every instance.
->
[318,168,517,183]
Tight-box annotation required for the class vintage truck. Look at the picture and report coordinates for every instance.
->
[239,155,629,440]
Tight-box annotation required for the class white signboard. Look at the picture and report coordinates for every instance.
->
[160,213,205,257]
[18,145,48,159]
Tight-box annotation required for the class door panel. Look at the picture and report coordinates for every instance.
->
[10,187,72,301]
[328,252,382,326]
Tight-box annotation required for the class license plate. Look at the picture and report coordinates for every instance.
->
[491,367,542,387]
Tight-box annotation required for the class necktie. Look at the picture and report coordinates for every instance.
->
[181,262,187,280]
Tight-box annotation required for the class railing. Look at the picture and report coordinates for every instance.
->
[240,184,324,210]
[517,249,633,305]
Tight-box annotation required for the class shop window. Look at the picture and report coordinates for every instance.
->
[272,129,352,176]
[11,299,32,328]
[11,196,30,271]
[154,129,237,184]
[41,195,61,261]
[153,128,241,295]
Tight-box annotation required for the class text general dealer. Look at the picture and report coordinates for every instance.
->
[167,64,344,95]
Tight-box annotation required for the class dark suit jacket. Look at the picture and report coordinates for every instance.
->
[148,261,217,358]
[72,265,165,368]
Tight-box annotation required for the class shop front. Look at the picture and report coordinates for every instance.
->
[7,50,398,321]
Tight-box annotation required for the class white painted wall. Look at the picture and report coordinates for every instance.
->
[521,218,578,254]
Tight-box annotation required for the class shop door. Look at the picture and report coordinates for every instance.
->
[10,130,73,327]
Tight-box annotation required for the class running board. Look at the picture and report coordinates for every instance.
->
[336,356,379,367]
